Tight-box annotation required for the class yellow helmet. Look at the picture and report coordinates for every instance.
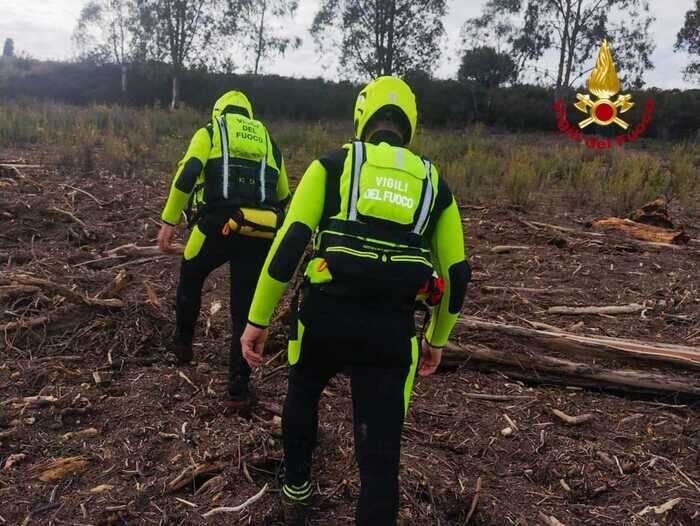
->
[212,91,253,120]
[354,76,418,145]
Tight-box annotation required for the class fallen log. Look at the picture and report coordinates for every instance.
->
[547,304,644,316]
[628,196,675,229]
[443,343,700,398]
[591,217,689,246]
[457,316,700,369]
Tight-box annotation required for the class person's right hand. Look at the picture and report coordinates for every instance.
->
[158,224,176,253]
[418,340,443,377]
[241,323,269,368]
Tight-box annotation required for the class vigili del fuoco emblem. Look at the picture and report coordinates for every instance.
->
[554,39,654,150]
[574,40,634,129]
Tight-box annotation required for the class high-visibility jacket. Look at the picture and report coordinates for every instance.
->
[309,141,439,295]
[161,114,290,227]
[248,140,471,349]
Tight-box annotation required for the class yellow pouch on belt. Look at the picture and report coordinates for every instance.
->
[305,257,333,284]
[224,208,280,239]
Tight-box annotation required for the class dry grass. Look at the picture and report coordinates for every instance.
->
[1,100,698,214]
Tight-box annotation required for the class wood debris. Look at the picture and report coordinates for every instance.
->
[550,408,594,425]
[32,456,89,482]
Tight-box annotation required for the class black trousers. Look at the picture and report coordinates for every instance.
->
[283,323,418,526]
[175,223,271,384]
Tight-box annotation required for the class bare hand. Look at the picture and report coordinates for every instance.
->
[241,323,268,368]
[418,340,442,377]
[158,224,176,253]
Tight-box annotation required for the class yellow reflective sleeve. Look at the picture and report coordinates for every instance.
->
[161,128,210,225]
[248,160,327,326]
[425,197,467,347]
[276,158,291,202]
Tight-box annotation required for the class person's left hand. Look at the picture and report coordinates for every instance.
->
[241,323,268,368]
[418,340,442,377]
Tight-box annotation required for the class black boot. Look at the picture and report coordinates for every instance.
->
[225,339,255,410]
[281,482,313,526]
[170,328,193,365]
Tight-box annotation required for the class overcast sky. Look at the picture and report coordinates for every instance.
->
[0,0,696,89]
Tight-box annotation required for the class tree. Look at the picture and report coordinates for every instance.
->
[311,0,447,79]
[2,38,14,58]
[464,0,655,91]
[458,46,516,88]
[135,0,220,109]
[675,0,700,82]
[73,0,137,97]
[224,0,301,75]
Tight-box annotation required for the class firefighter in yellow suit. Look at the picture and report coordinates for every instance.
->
[158,91,290,408]
[241,77,470,525]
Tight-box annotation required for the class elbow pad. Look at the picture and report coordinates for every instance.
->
[268,222,312,282]
[448,260,471,314]
[175,158,203,194]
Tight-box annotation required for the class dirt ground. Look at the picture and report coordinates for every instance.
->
[1,145,699,526]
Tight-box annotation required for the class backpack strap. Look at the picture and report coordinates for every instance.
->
[259,129,269,204]
[215,116,230,200]
[348,141,366,221]
[412,159,433,235]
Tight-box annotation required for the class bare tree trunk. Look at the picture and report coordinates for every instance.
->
[120,64,128,100]
[254,0,267,75]
[170,74,179,111]
[385,0,396,75]
[555,6,569,90]
[563,0,583,89]
[470,82,479,121]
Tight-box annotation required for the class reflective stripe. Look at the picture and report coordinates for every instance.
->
[413,160,432,234]
[390,255,432,265]
[288,318,305,366]
[259,131,269,203]
[283,482,312,501]
[284,481,311,495]
[216,116,230,200]
[404,337,419,415]
[348,141,364,221]
[325,246,379,259]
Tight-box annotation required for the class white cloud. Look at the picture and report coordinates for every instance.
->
[1,0,696,88]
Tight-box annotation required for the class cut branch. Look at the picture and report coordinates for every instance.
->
[106,243,183,257]
[1,315,50,332]
[2,274,124,308]
[167,462,227,493]
[201,483,269,518]
[550,408,594,425]
[547,304,644,316]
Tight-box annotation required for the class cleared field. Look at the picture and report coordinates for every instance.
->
[1,105,699,525]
